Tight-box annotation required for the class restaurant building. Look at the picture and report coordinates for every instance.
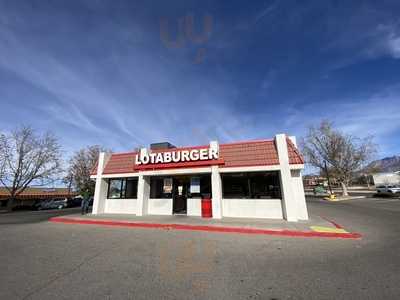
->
[90,134,308,221]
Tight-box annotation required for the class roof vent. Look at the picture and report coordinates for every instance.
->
[150,142,176,150]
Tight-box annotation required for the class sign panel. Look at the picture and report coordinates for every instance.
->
[190,177,200,193]
[135,147,218,165]
[163,178,173,193]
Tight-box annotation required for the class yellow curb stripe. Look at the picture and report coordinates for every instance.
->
[324,197,340,201]
[310,226,349,234]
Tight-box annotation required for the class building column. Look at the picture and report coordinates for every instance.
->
[276,134,298,222]
[92,152,111,215]
[136,174,150,216]
[288,136,308,220]
[211,166,223,219]
[291,169,309,220]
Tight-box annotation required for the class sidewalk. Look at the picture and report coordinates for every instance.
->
[306,193,368,201]
[305,189,376,197]
[50,213,361,239]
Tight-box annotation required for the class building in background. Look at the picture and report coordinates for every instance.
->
[90,134,308,222]
[0,188,77,209]
[373,172,400,186]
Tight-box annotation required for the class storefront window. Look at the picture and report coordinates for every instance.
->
[150,177,173,199]
[150,175,211,199]
[125,178,138,198]
[107,178,138,199]
[222,172,281,199]
[108,179,123,198]
[188,175,211,198]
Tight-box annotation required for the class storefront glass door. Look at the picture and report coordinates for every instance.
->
[173,178,189,214]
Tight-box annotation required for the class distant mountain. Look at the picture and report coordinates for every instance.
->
[366,156,400,173]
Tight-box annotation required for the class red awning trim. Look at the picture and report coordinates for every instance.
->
[134,159,225,171]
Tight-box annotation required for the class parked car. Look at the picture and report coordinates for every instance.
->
[37,198,68,210]
[313,185,328,195]
[67,196,83,208]
[376,185,400,196]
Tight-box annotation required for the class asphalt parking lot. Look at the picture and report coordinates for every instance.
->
[0,197,399,300]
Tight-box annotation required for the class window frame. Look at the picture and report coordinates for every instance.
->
[222,171,282,199]
[107,178,138,199]
[150,177,173,199]
[149,175,212,199]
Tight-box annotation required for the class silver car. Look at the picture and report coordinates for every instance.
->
[37,198,68,210]
[376,185,400,196]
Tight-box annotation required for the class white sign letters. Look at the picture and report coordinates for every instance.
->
[135,148,218,165]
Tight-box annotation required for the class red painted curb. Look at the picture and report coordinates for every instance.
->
[49,217,362,239]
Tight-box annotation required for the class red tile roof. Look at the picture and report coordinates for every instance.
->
[102,152,138,174]
[91,138,304,175]
[0,188,77,200]
[287,138,305,164]
[219,140,280,167]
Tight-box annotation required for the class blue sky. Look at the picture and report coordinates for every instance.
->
[1,0,400,160]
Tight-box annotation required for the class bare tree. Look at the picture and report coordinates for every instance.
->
[0,132,5,181]
[300,121,377,196]
[65,145,109,196]
[360,164,382,189]
[0,126,62,210]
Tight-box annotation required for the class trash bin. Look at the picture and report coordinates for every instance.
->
[201,197,212,218]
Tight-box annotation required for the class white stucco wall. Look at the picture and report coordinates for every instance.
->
[148,198,173,215]
[92,152,111,214]
[211,165,223,219]
[222,199,283,219]
[291,169,309,220]
[105,199,137,214]
[137,175,150,216]
[187,198,202,216]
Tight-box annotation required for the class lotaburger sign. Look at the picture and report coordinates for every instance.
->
[135,147,218,165]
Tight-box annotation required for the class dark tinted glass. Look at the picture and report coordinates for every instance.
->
[222,172,281,199]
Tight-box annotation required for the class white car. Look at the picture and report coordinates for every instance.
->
[376,185,400,196]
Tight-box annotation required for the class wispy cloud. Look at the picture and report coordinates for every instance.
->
[323,8,400,70]
[0,0,399,160]
[373,23,400,59]
[283,84,400,156]
[0,11,246,151]
[253,1,280,25]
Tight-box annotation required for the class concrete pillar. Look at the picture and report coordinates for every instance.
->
[287,135,308,220]
[136,174,150,216]
[210,140,219,155]
[140,147,148,160]
[288,136,297,147]
[92,152,111,215]
[211,165,223,219]
[291,169,309,220]
[276,134,298,222]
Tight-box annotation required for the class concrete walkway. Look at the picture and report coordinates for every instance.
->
[50,212,361,239]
